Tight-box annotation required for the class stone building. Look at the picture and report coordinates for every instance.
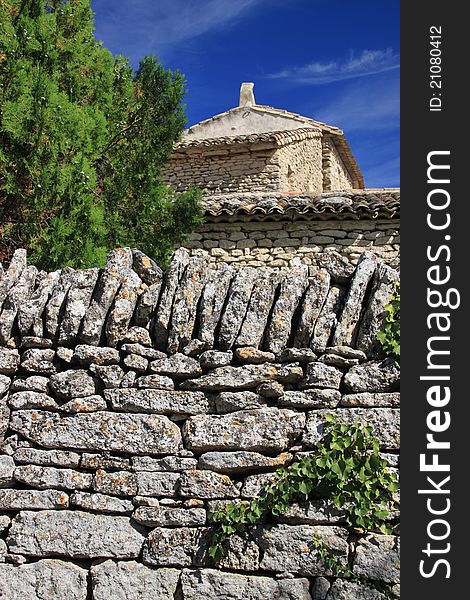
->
[164,83,400,272]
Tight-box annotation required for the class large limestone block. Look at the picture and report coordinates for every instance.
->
[353,534,400,584]
[143,526,211,567]
[105,388,210,416]
[90,560,179,600]
[10,410,182,455]
[294,268,331,347]
[198,450,292,474]
[0,489,69,510]
[6,510,144,558]
[58,268,99,344]
[198,263,234,348]
[105,270,142,347]
[0,560,88,600]
[180,568,312,600]
[343,360,400,393]
[183,407,305,452]
[326,579,387,600]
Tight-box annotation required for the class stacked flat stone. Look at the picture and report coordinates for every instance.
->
[0,248,400,600]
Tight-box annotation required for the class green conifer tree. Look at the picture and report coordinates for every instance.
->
[0,0,203,268]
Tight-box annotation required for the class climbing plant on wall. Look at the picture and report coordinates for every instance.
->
[377,282,400,366]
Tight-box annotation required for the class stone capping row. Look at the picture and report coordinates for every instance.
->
[0,247,399,357]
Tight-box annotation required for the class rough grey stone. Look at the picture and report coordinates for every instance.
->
[134,374,174,390]
[326,345,367,360]
[132,455,197,472]
[280,389,341,409]
[44,267,74,340]
[58,268,99,344]
[13,448,80,467]
[312,576,331,600]
[134,282,162,328]
[0,348,19,375]
[181,363,302,392]
[0,489,69,510]
[182,338,206,356]
[311,285,345,353]
[133,506,206,527]
[70,491,133,514]
[17,270,60,337]
[20,335,54,348]
[332,252,377,346]
[60,395,107,413]
[353,534,400,584]
[49,369,96,399]
[341,392,400,407]
[301,362,343,389]
[89,364,125,388]
[168,255,210,353]
[136,471,180,497]
[236,270,279,348]
[120,370,137,387]
[14,464,92,490]
[0,559,88,600]
[326,579,387,600]
[0,514,10,533]
[234,346,275,364]
[198,263,234,348]
[91,560,179,600]
[80,453,130,470]
[241,472,277,497]
[178,470,239,499]
[143,526,211,567]
[0,265,37,344]
[0,373,10,398]
[294,268,331,347]
[73,344,120,365]
[132,249,163,285]
[122,326,153,346]
[93,470,138,496]
[154,248,190,349]
[149,353,202,377]
[121,343,165,360]
[105,270,142,347]
[0,249,27,309]
[318,250,355,283]
[8,391,59,411]
[20,348,56,375]
[10,410,182,455]
[218,267,259,351]
[180,568,312,600]
[256,380,284,398]
[10,375,48,394]
[6,510,144,558]
[199,451,292,474]
[344,360,400,393]
[0,455,15,487]
[277,347,317,363]
[304,408,400,449]
[199,350,233,370]
[280,499,346,525]
[215,391,267,413]
[184,408,306,452]
[318,353,359,368]
[266,266,309,353]
[105,388,210,416]
[56,346,74,363]
[259,524,348,575]
[123,353,148,372]
[217,534,261,571]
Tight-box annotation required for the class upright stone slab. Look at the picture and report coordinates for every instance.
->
[311,285,345,353]
[44,267,75,340]
[0,265,37,343]
[58,269,99,344]
[105,270,142,347]
[0,248,27,309]
[17,270,61,337]
[294,268,331,347]
[198,263,234,348]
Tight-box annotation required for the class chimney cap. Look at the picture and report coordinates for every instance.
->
[239,82,255,107]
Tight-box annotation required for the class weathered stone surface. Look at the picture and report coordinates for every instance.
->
[332,252,377,347]
[357,263,399,357]
[215,390,267,413]
[0,514,10,533]
[199,350,233,370]
[56,346,74,363]
[132,455,197,472]
[311,285,345,353]
[218,267,259,351]
[10,375,48,393]
[0,373,10,398]
[121,343,165,359]
[13,448,80,467]
[133,506,206,527]
[0,348,19,375]
[198,263,234,347]
[79,248,133,345]
[0,455,15,487]
[0,489,69,510]
[279,499,346,525]
[44,267,74,339]
[294,269,331,347]
[73,344,120,365]
[318,250,355,283]
[280,388,341,409]
[143,526,211,567]
[241,472,277,497]
[123,353,148,372]
[353,534,400,584]
[178,470,239,499]
[259,524,348,575]
[80,453,130,470]
[93,470,137,496]
[89,363,125,388]
[91,560,179,600]
[304,408,400,449]
[14,464,92,490]
[134,374,174,390]
[182,338,206,356]
[105,270,142,347]
[199,451,292,474]
[8,391,59,410]
[58,268,99,344]
[184,408,306,452]
[0,265,37,343]
[21,335,54,348]
[311,576,331,600]
[234,346,275,364]
[217,534,261,571]
[344,360,399,393]
[132,249,163,285]
[326,579,387,600]
[135,471,180,497]
[134,282,162,328]
[256,380,284,398]
[0,559,88,600]
[0,249,27,309]
[318,353,359,369]
[20,348,56,375]
[6,510,144,558]
[106,388,210,416]
[326,345,367,360]
[277,347,317,363]
[150,353,202,377]
[122,327,153,346]
[121,371,137,387]
[60,395,107,413]
[70,491,133,514]
[168,255,210,353]
[17,270,61,336]
[236,270,279,348]
[266,266,309,353]
[181,363,302,392]
[10,410,182,455]
[341,392,400,407]
[49,369,96,399]
[154,248,190,349]
[180,568,312,600]
[301,362,343,389]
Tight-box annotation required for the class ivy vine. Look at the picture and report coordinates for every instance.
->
[376,281,400,366]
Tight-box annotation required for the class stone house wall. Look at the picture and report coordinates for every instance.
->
[0,247,400,599]
[322,135,355,191]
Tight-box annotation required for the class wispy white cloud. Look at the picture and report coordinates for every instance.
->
[268,49,399,85]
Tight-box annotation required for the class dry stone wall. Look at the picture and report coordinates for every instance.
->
[0,247,400,599]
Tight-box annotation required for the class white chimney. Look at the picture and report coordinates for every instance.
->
[239,82,255,107]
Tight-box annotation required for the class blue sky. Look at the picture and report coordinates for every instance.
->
[91,0,400,188]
